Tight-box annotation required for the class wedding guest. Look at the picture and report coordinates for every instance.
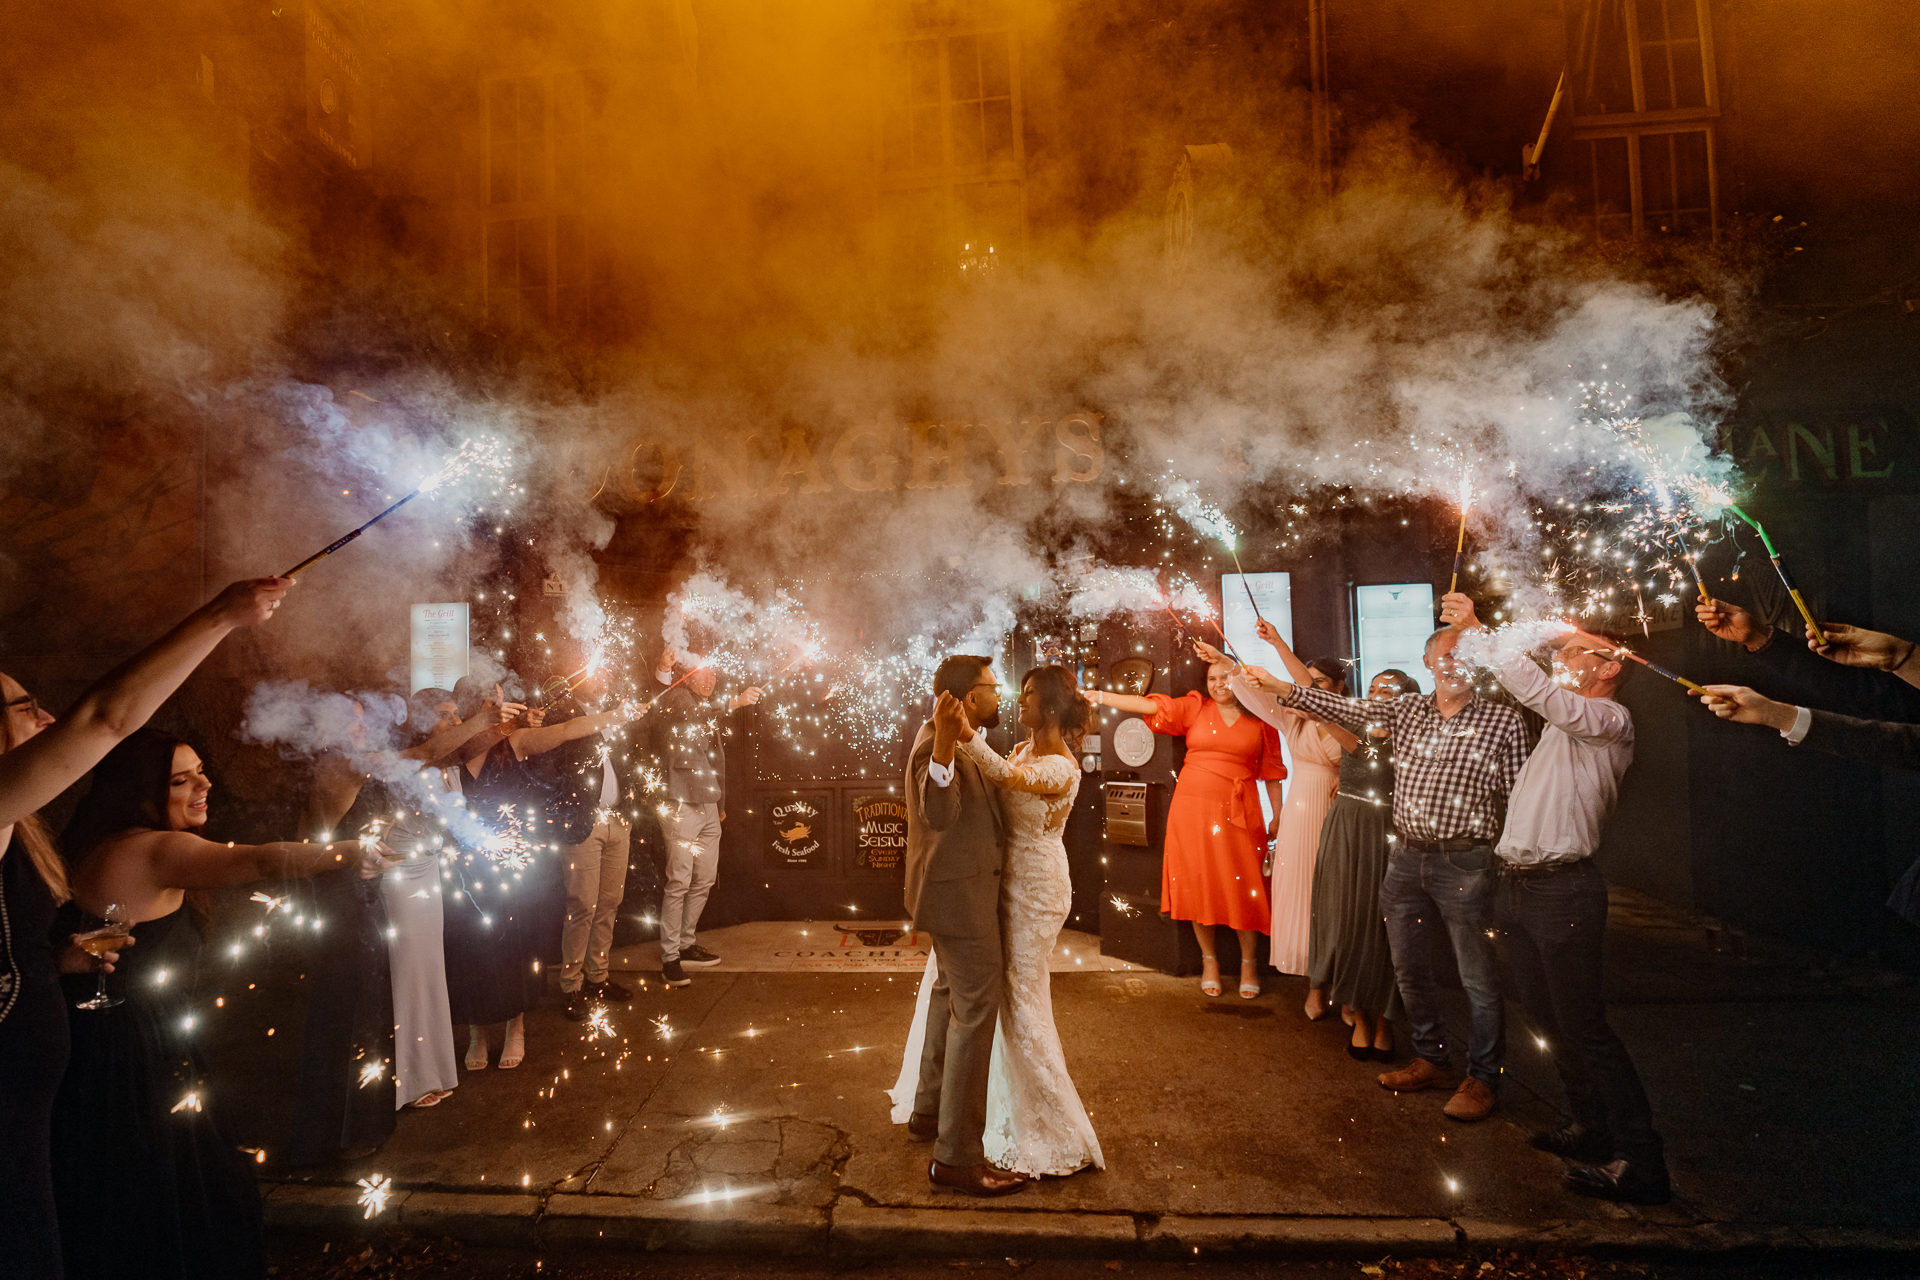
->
[446,680,641,1068]
[651,648,762,988]
[545,686,652,1020]
[0,577,285,1280]
[292,688,512,1137]
[1309,670,1416,1061]
[1089,657,1284,998]
[1441,592,1667,1203]
[1227,647,1414,1057]
[54,728,376,1279]
[1242,626,1528,1121]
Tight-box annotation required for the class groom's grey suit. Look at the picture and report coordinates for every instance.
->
[903,719,1008,1168]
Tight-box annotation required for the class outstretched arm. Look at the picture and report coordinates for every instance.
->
[1254,617,1316,688]
[957,731,1075,796]
[0,579,288,827]
[508,706,643,759]
[145,831,377,890]
[403,698,518,763]
[1085,688,1159,715]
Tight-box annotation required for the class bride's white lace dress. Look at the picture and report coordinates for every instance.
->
[888,735,1105,1176]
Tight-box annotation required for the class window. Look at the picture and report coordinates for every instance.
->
[1561,0,1719,237]
[876,27,1025,280]
[1567,127,1714,236]
[483,71,604,328]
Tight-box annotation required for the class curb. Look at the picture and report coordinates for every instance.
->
[262,1185,1920,1261]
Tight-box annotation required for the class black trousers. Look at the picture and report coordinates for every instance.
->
[1495,860,1663,1165]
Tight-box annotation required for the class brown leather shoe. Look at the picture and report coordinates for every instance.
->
[1377,1057,1454,1092]
[906,1111,939,1142]
[1442,1077,1497,1121]
[928,1159,1028,1196]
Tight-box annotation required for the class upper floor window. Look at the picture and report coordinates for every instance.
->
[875,27,1024,281]
[1567,0,1716,119]
[483,70,606,329]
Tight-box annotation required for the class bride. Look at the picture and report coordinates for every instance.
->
[890,665,1104,1177]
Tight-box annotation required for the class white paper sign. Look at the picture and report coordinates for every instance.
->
[410,603,469,694]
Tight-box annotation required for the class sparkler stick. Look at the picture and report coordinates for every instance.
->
[1608,646,1715,696]
[1448,477,1473,595]
[281,488,424,579]
[1726,505,1826,645]
[1666,524,1712,605]
[1225,539,1265,626]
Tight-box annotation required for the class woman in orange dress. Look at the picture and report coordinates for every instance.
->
[1089,648,1284,998]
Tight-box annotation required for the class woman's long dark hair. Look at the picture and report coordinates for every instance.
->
[62,728,211,932]
[1306,657,1349,694]
[1023,665,1092,755]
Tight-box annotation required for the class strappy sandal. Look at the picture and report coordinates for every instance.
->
[408,1090,454,1108]
[464,1027,489,1071]
[1239,960,1261,999]
[1199,954,1222,997]
[497,1016,525,1070]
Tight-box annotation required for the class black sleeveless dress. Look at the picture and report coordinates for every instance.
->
[0,842,69,1279]
[442,748,548,1025]
[284,782,397,1165]
[50,904,265,1279]
[1304,740,1403,1017]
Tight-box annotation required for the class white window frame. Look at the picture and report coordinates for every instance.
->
[481,70,599,327]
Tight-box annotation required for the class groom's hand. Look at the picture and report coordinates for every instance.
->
[931,690,967,765]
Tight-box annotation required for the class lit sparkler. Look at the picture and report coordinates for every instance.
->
[586,1005,616,1040]
[1725,504,1828,646]
[281,438,511,579]
[356,1174,394,1219]
[1608,645,1717,697]
[1449,472,1473,595]
[249,891,287,915]
[358,1059,388,1088]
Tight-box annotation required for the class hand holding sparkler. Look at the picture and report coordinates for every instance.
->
[729,686,765,711]
[1192,639,1235,668]
[1693,599,1773,653]
[1240,665,1294,698]
[1806,622,1920,688]
[209,577,294,626]
[1438,591,1484,632]
[1691,684,1797,731]
[281,439,510,580]
[1725,504,1828,646]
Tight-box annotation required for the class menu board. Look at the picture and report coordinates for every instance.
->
[851,794,909,875]
[765,792,830,872]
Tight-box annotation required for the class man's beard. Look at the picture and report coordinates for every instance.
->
[976,706,1001,730]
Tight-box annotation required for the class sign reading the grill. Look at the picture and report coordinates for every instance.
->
[766,793,829,871]
[851,794,909,875]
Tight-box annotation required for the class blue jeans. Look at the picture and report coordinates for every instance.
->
[1379,843,1505,1087]
[1496,860,1663,1165]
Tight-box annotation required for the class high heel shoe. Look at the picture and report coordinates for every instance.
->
[1199,955,1221,997]
[1238,960,1260,999]
[497,1016,525,1070]
[1304,991,1329,1021]
[464,1026,489,1071]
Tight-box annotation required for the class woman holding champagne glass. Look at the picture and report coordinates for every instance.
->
[0,577,288,1280]
[53,727,383,1280]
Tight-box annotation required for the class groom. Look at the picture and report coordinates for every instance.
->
[902,654,1025,1196]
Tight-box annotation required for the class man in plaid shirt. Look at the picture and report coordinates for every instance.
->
[1243,626,1528,1121]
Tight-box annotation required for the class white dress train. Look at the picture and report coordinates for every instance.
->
[887,736,1104,1176]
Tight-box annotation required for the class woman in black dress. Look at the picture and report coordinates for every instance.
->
[55,728,376,1280]
[443,678,640,1071]
[0,579,288,1280]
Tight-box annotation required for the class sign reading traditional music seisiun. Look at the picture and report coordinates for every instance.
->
[765,793,830,872]
[852,795,909,875]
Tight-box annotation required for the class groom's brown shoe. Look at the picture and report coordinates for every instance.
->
[929,1160,1027,1196]
[907,1111,939,1142]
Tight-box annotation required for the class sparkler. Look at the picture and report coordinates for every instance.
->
[1725,504,1827,646]
[356,1174,394,1219]
[1449,473,1473,595]
[280,438,509,579]
[1607,646,1716,697]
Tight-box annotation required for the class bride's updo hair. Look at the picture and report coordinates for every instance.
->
[1023,665,1092,754]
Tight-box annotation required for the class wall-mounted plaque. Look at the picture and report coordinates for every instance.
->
[1112,716,1156,768]
[765,792,831,872]
[851,794,909,875]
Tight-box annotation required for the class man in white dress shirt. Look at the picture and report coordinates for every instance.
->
[1440,591,1669,1206]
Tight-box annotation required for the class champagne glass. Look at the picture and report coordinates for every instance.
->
[73,903,132,1011]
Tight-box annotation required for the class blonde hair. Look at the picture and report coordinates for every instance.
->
[1,684,70,903]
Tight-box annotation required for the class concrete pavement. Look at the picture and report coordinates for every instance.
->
[231,888,1920,1261]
